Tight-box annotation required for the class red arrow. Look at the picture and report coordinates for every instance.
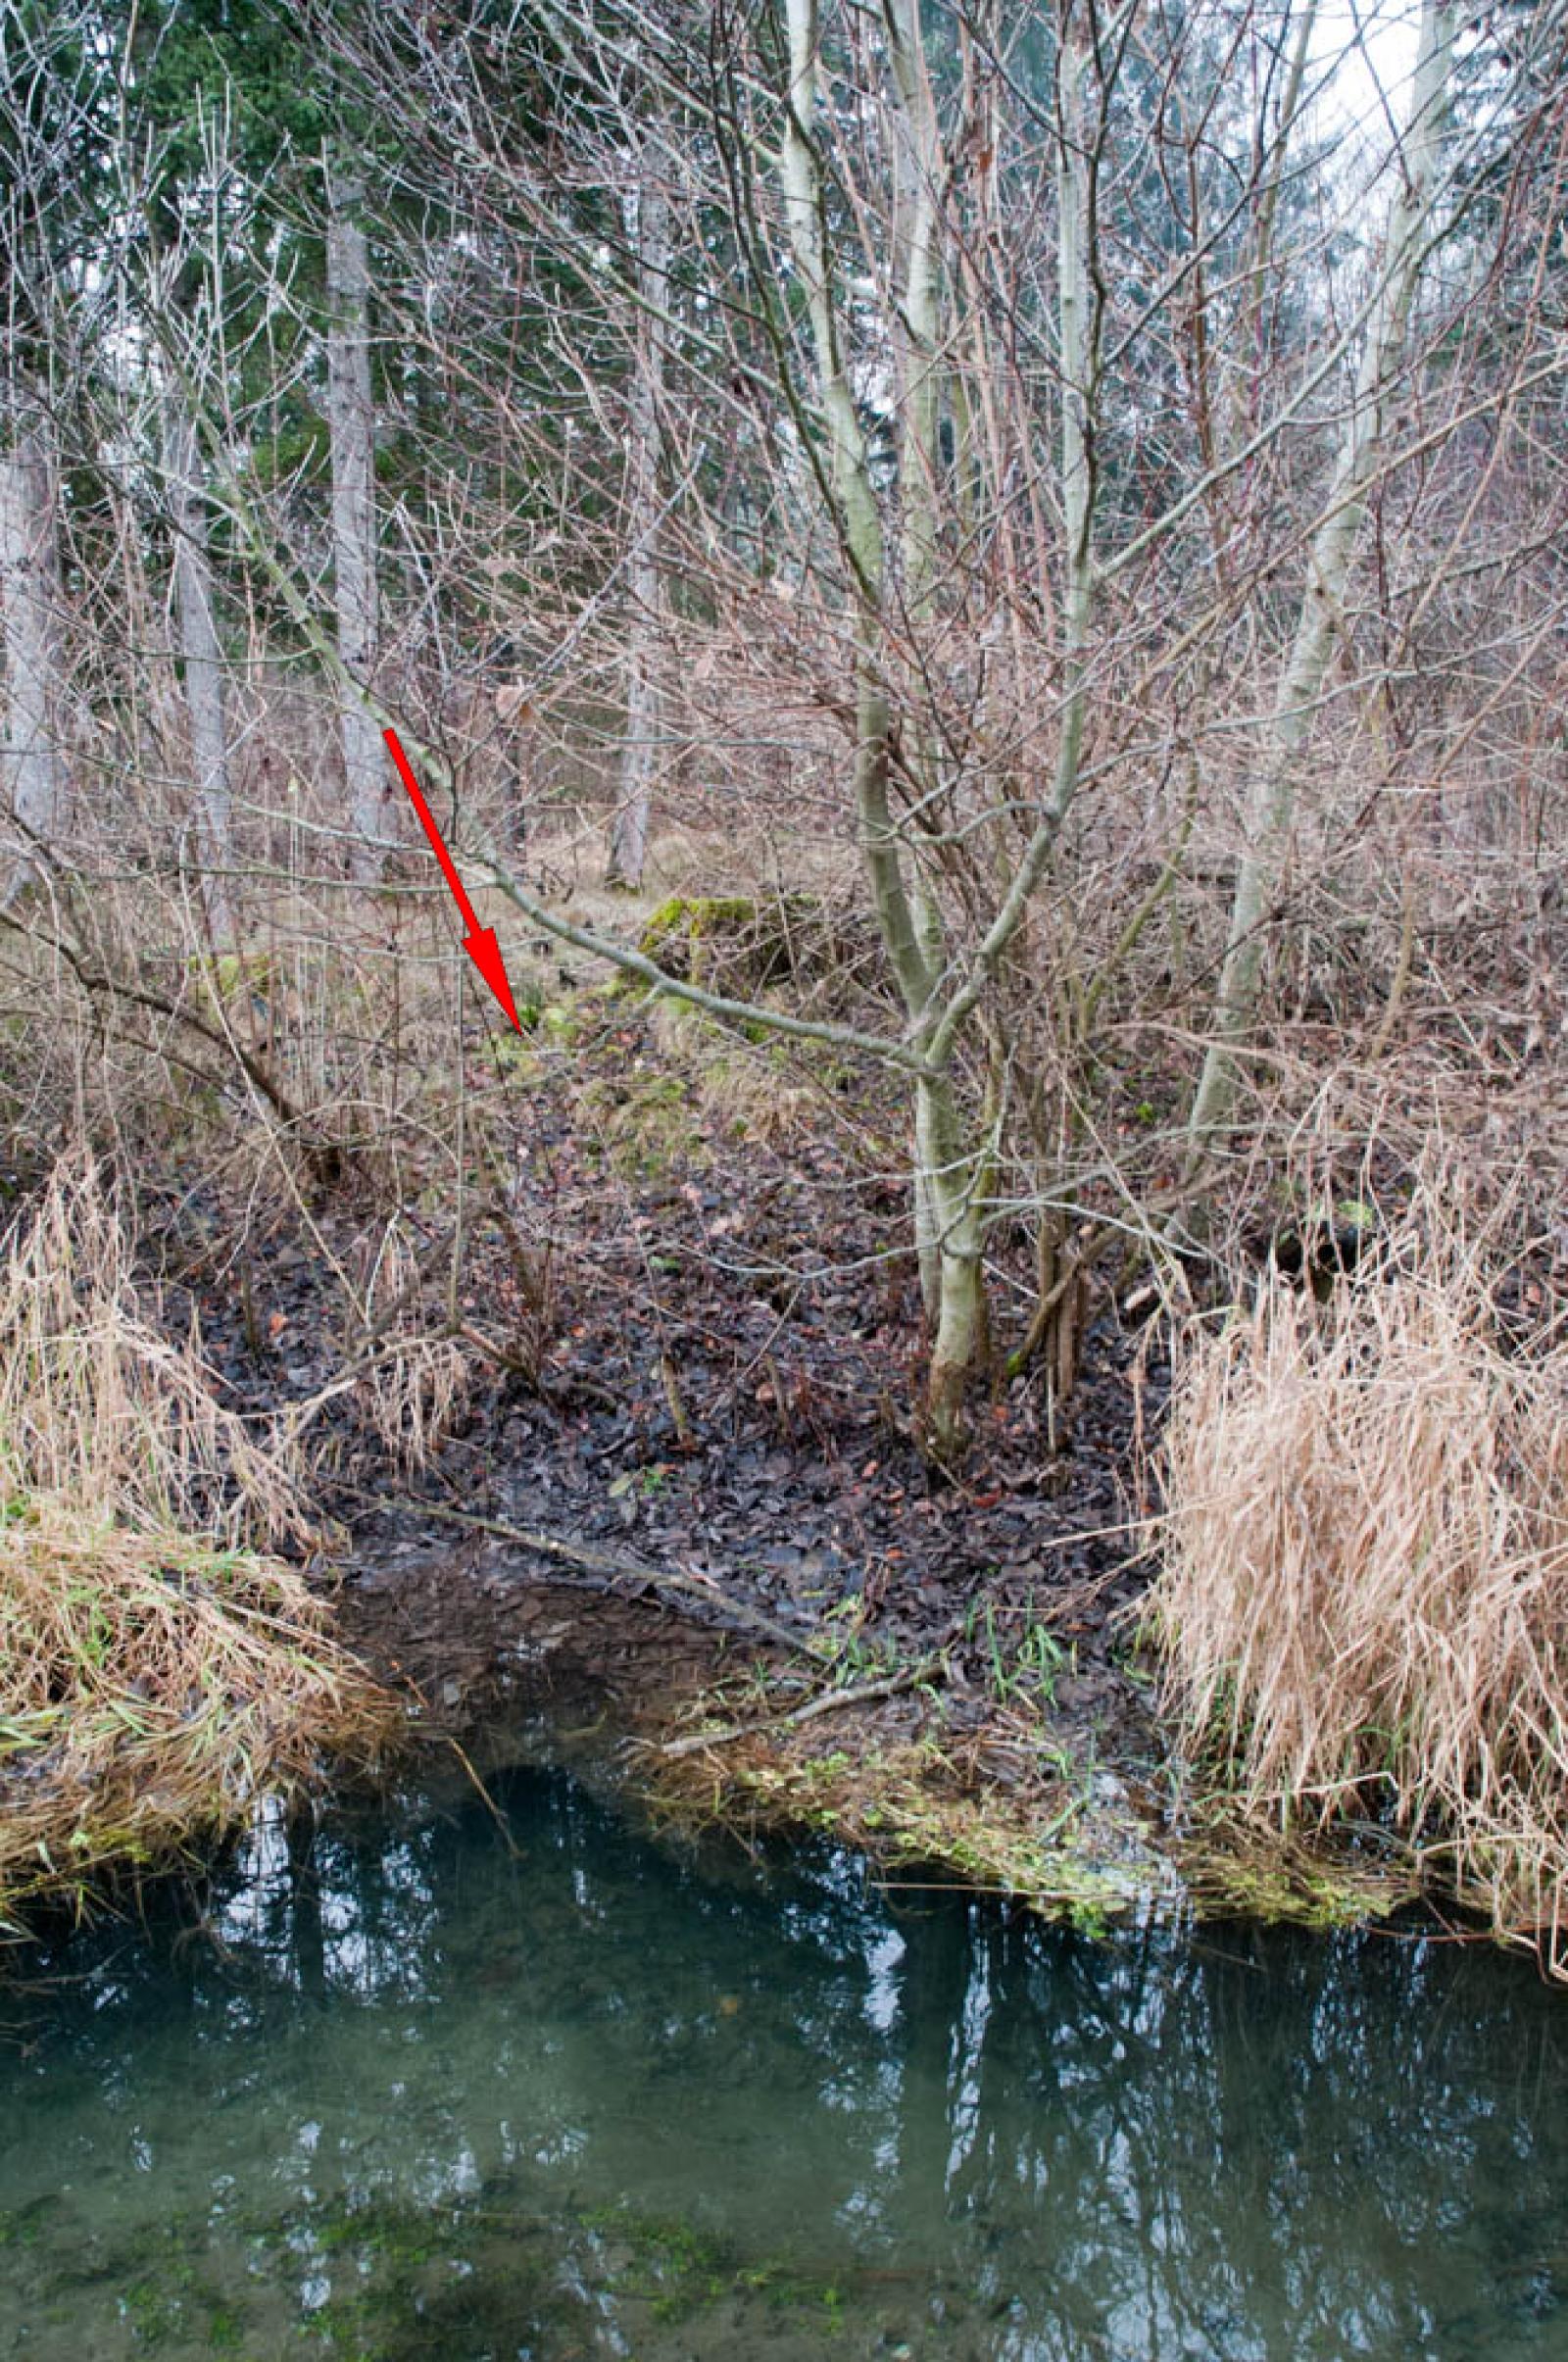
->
[383,727,522,1032]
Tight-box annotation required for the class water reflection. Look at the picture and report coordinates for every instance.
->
[2,1763,1566,2359]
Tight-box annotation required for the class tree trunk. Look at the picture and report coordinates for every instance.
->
[1187,0,1457,1143]
[886,0,943,623]
[0,378,65,889]
[915,1064,986,1459]
[162,392,234,940]
[1053,4,1096,828]
[325,173,385,884]
[607,162,669,891]
[782,0,995,1459]
[886,0,957,1332]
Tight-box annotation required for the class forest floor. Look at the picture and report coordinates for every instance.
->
[132,956,1416,1940]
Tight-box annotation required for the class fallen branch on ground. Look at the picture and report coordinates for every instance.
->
[658,1665,936,1757]
[388,1498,812,1655]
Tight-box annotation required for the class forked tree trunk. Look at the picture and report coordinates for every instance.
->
[915,1063,987,1457]
[1187,0,1457,1143]
[326,172,385,883]
[0,378,65,890]
[782,0,987,1459]
[607,162,669,891]
[162,392,234,940]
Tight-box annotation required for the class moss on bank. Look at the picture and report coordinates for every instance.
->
[638,894,822,992]
[641,1688,1413,1940]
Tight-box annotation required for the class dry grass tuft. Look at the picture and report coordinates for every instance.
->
[0,1152,394,1926]
[697,1050,821,1149]
[353,1218,469,1473]
[0,1149,311,1546]
[645,1000,843,1150]
[1154,1207,1568,1971]
[0,1506,388,1915]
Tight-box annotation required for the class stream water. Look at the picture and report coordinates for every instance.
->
[2,1753,1566,2361]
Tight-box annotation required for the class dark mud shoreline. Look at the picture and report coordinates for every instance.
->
[159,984,1170,1751]
[126,992,1422,1940]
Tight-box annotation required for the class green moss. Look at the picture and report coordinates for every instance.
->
[637,893,825,993]
[292,2191,555,2359]
[653,1672,1421,1944]
[575,1072,709,1177]
[577,2200,851,2331]
[1174,1817,1419,1929]
[658,1720,1160,1936]
[115,2255,246,2354]
[0,2200,47,2251]
[122,2276,179,2346]
[188,949,275,1008]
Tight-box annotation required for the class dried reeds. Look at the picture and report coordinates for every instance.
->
[0,1148,311,1545]
[353,1217,468,1472]
[0,1507,388,1913]
[0,1153,393,1925]
[1154,1206,1568,1971]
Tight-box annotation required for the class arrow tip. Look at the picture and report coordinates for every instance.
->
[463,927,523,1032]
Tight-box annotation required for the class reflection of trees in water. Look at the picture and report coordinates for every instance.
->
[981,1919,1568,2356]
[8,1772,1568,2359]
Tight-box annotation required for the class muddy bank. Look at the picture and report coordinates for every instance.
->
[127,984,1430,1947]
[333,1547,1421,1944]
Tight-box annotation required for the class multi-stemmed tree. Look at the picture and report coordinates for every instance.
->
[2,0,1562,1463]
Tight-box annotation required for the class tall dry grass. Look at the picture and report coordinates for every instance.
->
[0,1153,393,1926]
[1154,1206,1568,1972]
[0,1150,311,1543]
[353,1215,469,1471]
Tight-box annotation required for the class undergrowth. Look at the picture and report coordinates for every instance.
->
[0,1152,393,1928]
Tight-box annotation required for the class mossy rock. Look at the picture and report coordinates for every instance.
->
[638,893,849,995]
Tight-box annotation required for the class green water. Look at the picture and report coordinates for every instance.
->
[2,1760,1567,2361]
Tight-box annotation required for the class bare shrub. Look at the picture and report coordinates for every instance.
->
[1154,1207,1568,1972]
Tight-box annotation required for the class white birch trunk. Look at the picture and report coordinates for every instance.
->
[162,392,234,940]
[884,0,987,1445]
[326,176,385,884]
[885,0,942,625]
[0,378,65,886]
[1188,0,1457,1141]
[607,163,669,891]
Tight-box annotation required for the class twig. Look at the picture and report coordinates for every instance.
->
[659,1665,933,1758]
[445,1736,523,1857]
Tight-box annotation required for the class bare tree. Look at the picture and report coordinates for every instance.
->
[1187,0,1461,1143]
[0,0,80,896]
[97,0,1561,1468]
[319,0,1507,1453]
[0,377,65,884]
[607,151,670,890]
[161,386,235,939]
[326,165,386,883]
